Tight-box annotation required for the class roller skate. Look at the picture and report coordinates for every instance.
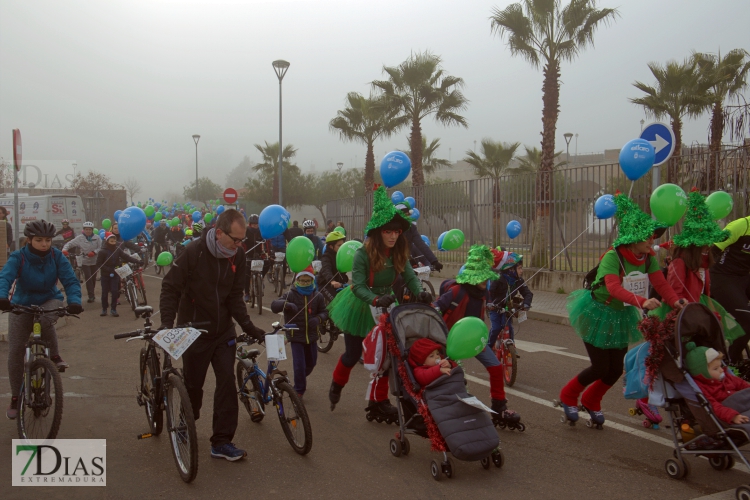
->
[491,399,525,431]
[552,399,579,426]
[629,399,662,429]
[329,381,343,411]
[580,405,605,430]
[364,400,398,424]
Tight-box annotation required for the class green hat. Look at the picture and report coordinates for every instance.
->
[365,186,411,235]
[684,341,721,379]
[612,192,659,248]
[456,245,498,285]
[673,189,730,248]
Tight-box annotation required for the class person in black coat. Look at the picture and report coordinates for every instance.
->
[95,232,141,317]
[271,266,328,397]
[318,231,348,303]
[287,220,304,239]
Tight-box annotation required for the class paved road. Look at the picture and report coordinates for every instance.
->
[0,268,746,499]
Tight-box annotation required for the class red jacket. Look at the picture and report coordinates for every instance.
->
[414,361,457,387]
[668,257,710,303]
[693,369,750,423]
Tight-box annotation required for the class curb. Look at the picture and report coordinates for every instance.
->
[527,310,569,326]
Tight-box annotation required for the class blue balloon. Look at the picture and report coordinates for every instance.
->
[216,206,225,215]
[619,139,655,181]
[404,196,415,208]
[437,231,448,250]
[380,151,411,188]
[259,204,291,239]
[594,194,617,219]
[99,230,105,238]
[114,210,123,221]
[506,220,522,239]
[118,206,147,240]
[391,191,405,204]
[322,244,327,254]
[411,208,420,221]
[192,210,202,222]
[421,235,430,247]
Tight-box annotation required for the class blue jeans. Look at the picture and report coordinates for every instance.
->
[291,342,318,395]
[489,311,513,347]
[475,345,501,368]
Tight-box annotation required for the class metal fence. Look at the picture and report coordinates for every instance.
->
[326,145,750,273]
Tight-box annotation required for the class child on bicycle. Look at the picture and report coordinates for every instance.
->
[270,266,328,398]
[488,250,533,346]
[0,220,82,420]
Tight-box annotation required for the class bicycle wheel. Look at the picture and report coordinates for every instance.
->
[236,364,265,422]
[17,357,64,440]
[75,267,84,284]
[284,264,293,289]
[421,279,435,298]
[127,281,138,314]
[140,347,163,435]
[165,374,198,483]
[136,274,148,306]
[274,380,312,455]
[278,264,286,297]
[504,343,518,387]
[254,273,263,315]
[317,319,335,353]
[273,265,280,295]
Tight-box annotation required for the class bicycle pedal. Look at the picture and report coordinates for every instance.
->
[137,433,153,440]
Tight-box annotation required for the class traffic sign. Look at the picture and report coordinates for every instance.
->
[640,122,675,166]
[223,188,238,204]
[12,129,21,171]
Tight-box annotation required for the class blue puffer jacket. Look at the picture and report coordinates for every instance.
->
[0,245,82,306]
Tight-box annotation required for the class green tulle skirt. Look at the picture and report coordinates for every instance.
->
[567,289,643,350]
[327,286,375,338]
[649,295,746,343]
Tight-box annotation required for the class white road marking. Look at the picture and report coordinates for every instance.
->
[514,340,590,361]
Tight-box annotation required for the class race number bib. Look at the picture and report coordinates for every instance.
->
[152,328,202,359]
[622,271,649,306]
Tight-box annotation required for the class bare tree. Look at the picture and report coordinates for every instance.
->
[122,176,142,204]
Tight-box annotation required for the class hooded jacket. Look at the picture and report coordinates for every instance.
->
[0,245,81,306]
[160,230,254,340]
[693,369,750,424]
[96,242,141,276]
[63,233,103,266]
[270,287,328,344]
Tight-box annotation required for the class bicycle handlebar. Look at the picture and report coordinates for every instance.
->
[7,304,72,317]
[113,321,211,340]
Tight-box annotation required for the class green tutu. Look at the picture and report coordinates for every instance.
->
[327,286,375,338]
[567,289,643,349]
[649,295,746,343]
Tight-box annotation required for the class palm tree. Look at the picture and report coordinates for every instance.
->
[693,49,750,189]
[516,146,565,173]
[464,140,521,218]
[253,141,297,204]
[629,59,712,182]
[490,0,618,266]
[372,52,468,189]
[400,136,451,177]
[329,92,407,191]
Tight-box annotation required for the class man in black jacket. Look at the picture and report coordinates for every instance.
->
[159,209,265,462]
[287,220,304,239]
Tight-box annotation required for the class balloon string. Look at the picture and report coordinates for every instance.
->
[628,181,635,197]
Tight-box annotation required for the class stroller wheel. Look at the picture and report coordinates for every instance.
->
[443,458,455,479]
[665,458,686,479]
[709,455,732,471]
[430,460,443,481]
[481,457,491,470]
[402,437,410,456]
[726,455,736,470]
[389,439,402,458]
[491,450,504,468]
[736,485,750,500]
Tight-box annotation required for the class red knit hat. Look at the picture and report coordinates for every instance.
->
[491,248,509,270]
[408,338,443,367]
[295,265,315,281]
[104,232,116,241]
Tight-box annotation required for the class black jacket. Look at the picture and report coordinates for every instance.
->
[243,226,264,259]
[270,288,328,344]
[287,226,304,239]
[167,229,184,245]
[318,247,349,301]
[153,225,169,244]
[159,230,254,340]
[405,223,437,265]
[114,234,140,253]
[96,243,141,276]
[488,273,533,309]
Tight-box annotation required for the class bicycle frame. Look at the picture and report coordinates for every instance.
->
[237,355,284,406]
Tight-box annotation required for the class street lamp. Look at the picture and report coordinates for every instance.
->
[563,132,573,163]
[574,134,578,161]
[272,59,290,205]
[192,134,200,201]
[640,119,645,132]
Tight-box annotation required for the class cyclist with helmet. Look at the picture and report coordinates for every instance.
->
[243,214,269,301]
[488,250,533,345]
[0,220,83,419]
[55,219,76,244]
[303,220,323,259]
[319,231,348,303]
[168,224,184,246]
[62,221,102,303]
[152,219,169,262]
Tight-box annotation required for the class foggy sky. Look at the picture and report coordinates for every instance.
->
[1,0,748,202]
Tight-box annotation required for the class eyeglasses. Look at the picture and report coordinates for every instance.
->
[220,230,245,245]
[382,229,402,236]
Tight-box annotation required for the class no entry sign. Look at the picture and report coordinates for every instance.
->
[223,188,238,204]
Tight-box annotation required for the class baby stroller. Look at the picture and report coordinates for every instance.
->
[381,303,504,480]
[649,303,750,499]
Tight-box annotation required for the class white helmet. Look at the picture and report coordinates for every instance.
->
[83,221,94,228]
[302,220,316,229]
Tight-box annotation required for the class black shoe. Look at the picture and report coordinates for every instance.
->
[329,381,343,409]
[87,297,95,303]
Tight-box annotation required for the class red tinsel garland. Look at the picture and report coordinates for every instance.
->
[379,313,447,452]
[638,310,679,389]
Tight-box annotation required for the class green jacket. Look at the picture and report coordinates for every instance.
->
[351,246,422,305]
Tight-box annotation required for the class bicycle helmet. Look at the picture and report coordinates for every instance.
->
[185,229,193,237]
[499,252,523,271]
[325,231,345,244]
[192,221,204,233]
[248,214,259,224]
[61,219,70,224]
[302,220,316,229]
[83,221,94,228]
[24,220,56,238]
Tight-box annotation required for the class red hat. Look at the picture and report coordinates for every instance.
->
[104,232,116,241]
[295,265,315,280]
[408,338,443,367]
[491,248,510,270]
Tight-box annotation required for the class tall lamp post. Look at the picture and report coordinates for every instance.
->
[563,132,573,163]
[272,59,290,205]
[192,134,200,202]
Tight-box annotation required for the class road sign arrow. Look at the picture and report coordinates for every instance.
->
[648,133,669,154]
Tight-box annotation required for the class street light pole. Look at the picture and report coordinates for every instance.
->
[563,133,573,163]
[192,134,200,202]
[272,60,290,205]
[640,119,645,133]
[574,134,578,161]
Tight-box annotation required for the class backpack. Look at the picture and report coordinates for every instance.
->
[623,341,651,400]
[583,248,625,291]
[438,279,480,329]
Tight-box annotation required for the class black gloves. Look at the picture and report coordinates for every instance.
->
[284,302,299,314]
[432,261,443,272]
[66,304,83,315]
[0,298,11,311]
[158,324,173,331]
[416,291,433,304]
[308,316,321,331]
[243,323,266,342]
[375,295,396,308]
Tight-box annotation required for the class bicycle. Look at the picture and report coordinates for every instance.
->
[236,322,313,455]
[489,298,526,387]
[65,250,84,284]
[114,306,208,483]
[8,304,73,440]
[317,317,341,353]
[399,264,435,303]
[247,258,265,315]
[154,240,175,275]
[117,262,148,316]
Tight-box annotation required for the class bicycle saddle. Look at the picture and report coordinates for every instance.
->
[245,348,260,359]
[135,306,153,317]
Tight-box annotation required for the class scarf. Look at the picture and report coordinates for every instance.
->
[296,283,315,296]
[464,284,487,300]
[28,245,51,258]
[206,228,237,259]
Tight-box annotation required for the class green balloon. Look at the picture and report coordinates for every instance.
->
[156,251,174,266]
[154,212,163,221]
[446,317,489,360]
[650,183,688,226]
[144,205,155,217]
[442,229,465,251]
[287,236,315,273]
[204,213,213,223]
[171,217,180,227]
[336,240,362,273]
[706,191,733,220]
[334,226,346,236]
[101,218,112,230]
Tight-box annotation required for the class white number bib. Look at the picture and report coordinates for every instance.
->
[153,328,202,359]
[622,271,649,306]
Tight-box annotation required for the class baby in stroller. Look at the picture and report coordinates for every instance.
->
[408,338,455,385]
